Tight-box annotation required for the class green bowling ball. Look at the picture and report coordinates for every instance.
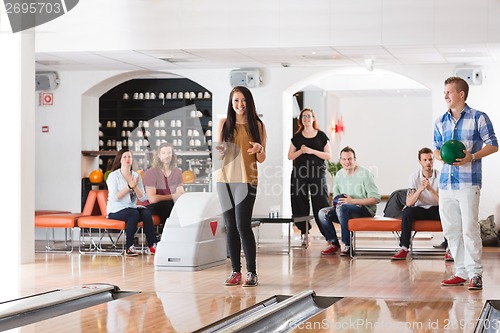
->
[440,140,466,165]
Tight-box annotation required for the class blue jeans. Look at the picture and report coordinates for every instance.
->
[108,207,156,249]
[318,204,372,246]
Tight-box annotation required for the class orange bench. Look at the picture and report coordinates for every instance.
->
[35,210,71,216]
[77,189,161,254]
[348,217,443,257]
[34,191,101,253]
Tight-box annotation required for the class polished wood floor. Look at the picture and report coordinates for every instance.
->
[6,229,500,332]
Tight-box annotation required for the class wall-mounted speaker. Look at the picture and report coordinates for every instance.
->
[230,69,261,88]
[36,72,59,91]
[454,67,484,85]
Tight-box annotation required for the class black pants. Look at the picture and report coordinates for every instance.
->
[399,206,440,248]
[290,168,329,237]
[217,182,257,273]
[146,200,174,226]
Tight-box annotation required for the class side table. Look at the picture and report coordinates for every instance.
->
[251,215,313,254]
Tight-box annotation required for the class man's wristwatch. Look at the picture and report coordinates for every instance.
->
[471,153,476,161]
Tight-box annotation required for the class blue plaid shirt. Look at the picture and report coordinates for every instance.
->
[433,104,497,190]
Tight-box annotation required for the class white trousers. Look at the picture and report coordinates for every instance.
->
[439,186,482,279]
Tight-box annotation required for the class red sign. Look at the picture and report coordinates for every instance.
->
[41,93,53,106]
[210,221,218,236]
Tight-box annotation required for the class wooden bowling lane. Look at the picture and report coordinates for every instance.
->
[7,291,275,332]
[8,236,500,332]
[8,292,486,332]
[291,297,485,332]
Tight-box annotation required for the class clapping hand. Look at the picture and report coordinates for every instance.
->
[419,178,430,192]
[216,144,225,159]
[300,145,311,154]
[129,175,140,189]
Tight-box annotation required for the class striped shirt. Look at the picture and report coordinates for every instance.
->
[433,104,498,190]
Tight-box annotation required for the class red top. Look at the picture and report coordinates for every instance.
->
[141,167,183,205]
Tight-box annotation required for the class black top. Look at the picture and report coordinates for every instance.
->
[291,130,329,171]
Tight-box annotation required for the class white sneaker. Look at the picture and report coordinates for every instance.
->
[126,245,138,256]
[301,234,310,247]
[340,246,352,256]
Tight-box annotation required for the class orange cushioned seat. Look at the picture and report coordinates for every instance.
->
[348,217,402,232]
[35,214,80,229]
[77,216,126,230]
[77,189,127,254]
[34,191,100,253]
[413,220,442,232]
[78,189,161,254]
[348,217,442,232]
[77,215,127,254]
[35,210,71,216]
[348,216,444,258]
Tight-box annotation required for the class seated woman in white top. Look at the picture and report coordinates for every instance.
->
[106,149,157,256]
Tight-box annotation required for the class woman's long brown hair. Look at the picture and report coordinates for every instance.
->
[294,108,319,134]
[221,86,263,143]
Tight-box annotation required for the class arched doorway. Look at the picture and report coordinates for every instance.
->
[281,68,431,217]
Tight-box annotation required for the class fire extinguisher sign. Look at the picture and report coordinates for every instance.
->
[40,92,53,106]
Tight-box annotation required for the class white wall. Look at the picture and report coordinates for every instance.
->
[35,64,500,244]
[335,95,433,197]
[302,89,327,130]
[395,64,500,220]
[32,0,500,241]
[35,71,124,212]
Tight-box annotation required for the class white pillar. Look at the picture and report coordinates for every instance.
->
[0,9,36,298]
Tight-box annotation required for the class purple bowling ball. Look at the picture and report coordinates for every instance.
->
[333,194,347,208]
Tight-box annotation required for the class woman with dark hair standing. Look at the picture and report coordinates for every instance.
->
[106,149,157,256]
[143,142,184,226]
[288,108,331,248]
[216,86,266,287]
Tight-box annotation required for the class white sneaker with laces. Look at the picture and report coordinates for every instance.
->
[126,245,138,256]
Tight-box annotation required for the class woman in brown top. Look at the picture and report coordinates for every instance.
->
[216,86,266,287]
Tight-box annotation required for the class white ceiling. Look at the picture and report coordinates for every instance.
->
[35,43,500,72]
[35,43,500,97]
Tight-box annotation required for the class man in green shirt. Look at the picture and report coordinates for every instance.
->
[319,146,381,256]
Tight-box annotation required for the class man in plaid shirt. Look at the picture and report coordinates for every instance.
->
[433,76,498,290]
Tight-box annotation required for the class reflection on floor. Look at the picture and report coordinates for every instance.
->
[12,229,500,332]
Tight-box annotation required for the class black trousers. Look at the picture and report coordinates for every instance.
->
[399,205,440,248]
[146,200,174,225]
[217,182,257,273]
[290,168,329,237]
